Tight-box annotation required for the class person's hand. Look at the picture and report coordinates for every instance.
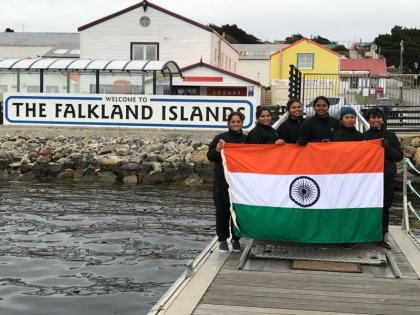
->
[274,139,286,145]
[216,139,225,152]
[297,140,307,146]
[381,138,388,148]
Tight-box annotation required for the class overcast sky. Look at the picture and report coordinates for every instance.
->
[1,0,419,46]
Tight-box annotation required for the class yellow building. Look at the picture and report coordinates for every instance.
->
[270,38,342,105]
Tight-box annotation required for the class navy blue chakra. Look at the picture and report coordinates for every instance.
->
[289,176,320,207]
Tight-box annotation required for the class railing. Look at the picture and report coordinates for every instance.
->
[402,158,420,248]
[402,158,420,231]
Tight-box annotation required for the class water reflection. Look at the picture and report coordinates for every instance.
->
[0,182,214,315]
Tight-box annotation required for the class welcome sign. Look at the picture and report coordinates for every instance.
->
[3,93,255,130]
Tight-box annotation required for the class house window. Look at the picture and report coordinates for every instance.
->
[297,53,314,69]
[131,43,159,60]
[350,77,358,89]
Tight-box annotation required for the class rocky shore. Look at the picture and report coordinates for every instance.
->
[0,126,218,186]
[0,126,419,188]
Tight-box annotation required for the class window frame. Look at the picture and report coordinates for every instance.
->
[130,42,159,61]
[296,53,314,70]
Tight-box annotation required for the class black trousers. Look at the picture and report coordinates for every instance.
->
[383,175,395,237]
[213,179,239,242]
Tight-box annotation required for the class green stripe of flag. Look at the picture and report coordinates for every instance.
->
[233,203,383,243]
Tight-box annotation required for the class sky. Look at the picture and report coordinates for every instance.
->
[1,0,419,46]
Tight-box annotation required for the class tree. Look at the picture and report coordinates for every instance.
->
[4,28,14,32]
[374,25,420,73]
[312,35,331,45]
[209,24,260,44]
[285,34,303,44]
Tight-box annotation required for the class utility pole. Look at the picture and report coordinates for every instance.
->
[400,40,404,74]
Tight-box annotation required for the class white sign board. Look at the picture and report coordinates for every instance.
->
[3,93,255,130]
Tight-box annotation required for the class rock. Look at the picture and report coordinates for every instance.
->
[84,143,98,150]
[56,169,75,180]
[95,156,122,169]
[141,172,167,184]
[68,152,82,161]
[184,173,204,186]
[96,171,117,183]
[9,162,21,169]
[194,165,213,183]
[99,145,117,155]
[73,169,83,182]
[47,163,63,174]
[83,165,96,176]
[116,148,130,156]
[190,150,210,165]
[172,164,194,181]
[403,145,416,158]
[410,137,420,147]
[414,148,420,169]
[144,153,157,162]
[0,150,14,170]
[38,146,54,157]
[123,175,137,184]
[21,154,31,164]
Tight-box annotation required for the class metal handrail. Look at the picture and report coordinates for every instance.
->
[353,105,370,132]
[272,111,289,130]
[402,158,420,233]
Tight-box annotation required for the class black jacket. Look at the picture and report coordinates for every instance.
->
[247,123,278,144]
[207,129,248,181]
[277,116,305,144]
[332,125,365,142]
[364,127,403,176]
[298,114,340,143]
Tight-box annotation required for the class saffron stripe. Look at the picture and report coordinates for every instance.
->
[223,140,384,175]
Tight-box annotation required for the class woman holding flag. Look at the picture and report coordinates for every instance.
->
[207,112,247,252]
[364,107,403,249]
[277,99,305,143]
[332,107,365,141]
[247,106,285,144]
[298,96,340,144]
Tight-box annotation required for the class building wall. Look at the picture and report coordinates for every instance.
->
[269,52,281,84]
[279,40,340,79]
[172,66,261,105]
[210,33,239,72]
[80,6,213,67]
[237,59,270,87]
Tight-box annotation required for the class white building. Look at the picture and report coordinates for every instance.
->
[78,0,239,71]
[172,61,262,105]
[233,43,286,87]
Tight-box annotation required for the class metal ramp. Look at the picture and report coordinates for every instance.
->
[409,229,420,250]
[237,240,387,270]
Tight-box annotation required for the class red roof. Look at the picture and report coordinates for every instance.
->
[181,61,261,86]
[340,58,387,75]
[78,1,238,53]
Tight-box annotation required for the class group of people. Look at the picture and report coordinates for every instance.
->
[207,96,403,252]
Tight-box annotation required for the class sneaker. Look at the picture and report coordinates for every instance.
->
[379,241,392,250]
[218,241,229,252]
[232,240,242,252]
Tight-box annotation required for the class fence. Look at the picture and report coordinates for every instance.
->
[301,73,420,132]
[402,158,420,249]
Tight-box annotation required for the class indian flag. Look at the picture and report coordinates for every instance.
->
[222,140,384,243]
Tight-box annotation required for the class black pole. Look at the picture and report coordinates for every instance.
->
[95,70,100,94]
[40,69,44,93]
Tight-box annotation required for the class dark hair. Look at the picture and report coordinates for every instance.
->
[286,98,302,110]
[313,96,330,107]
[364,107,385,120]
[255,105,272,118]
[227,111,245,123]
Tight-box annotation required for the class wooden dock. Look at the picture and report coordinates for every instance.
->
[149,226,420,315]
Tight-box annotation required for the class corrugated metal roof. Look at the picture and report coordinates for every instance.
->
[340,58,387,75]
[0,32,79,47]
[232,44,287,60]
